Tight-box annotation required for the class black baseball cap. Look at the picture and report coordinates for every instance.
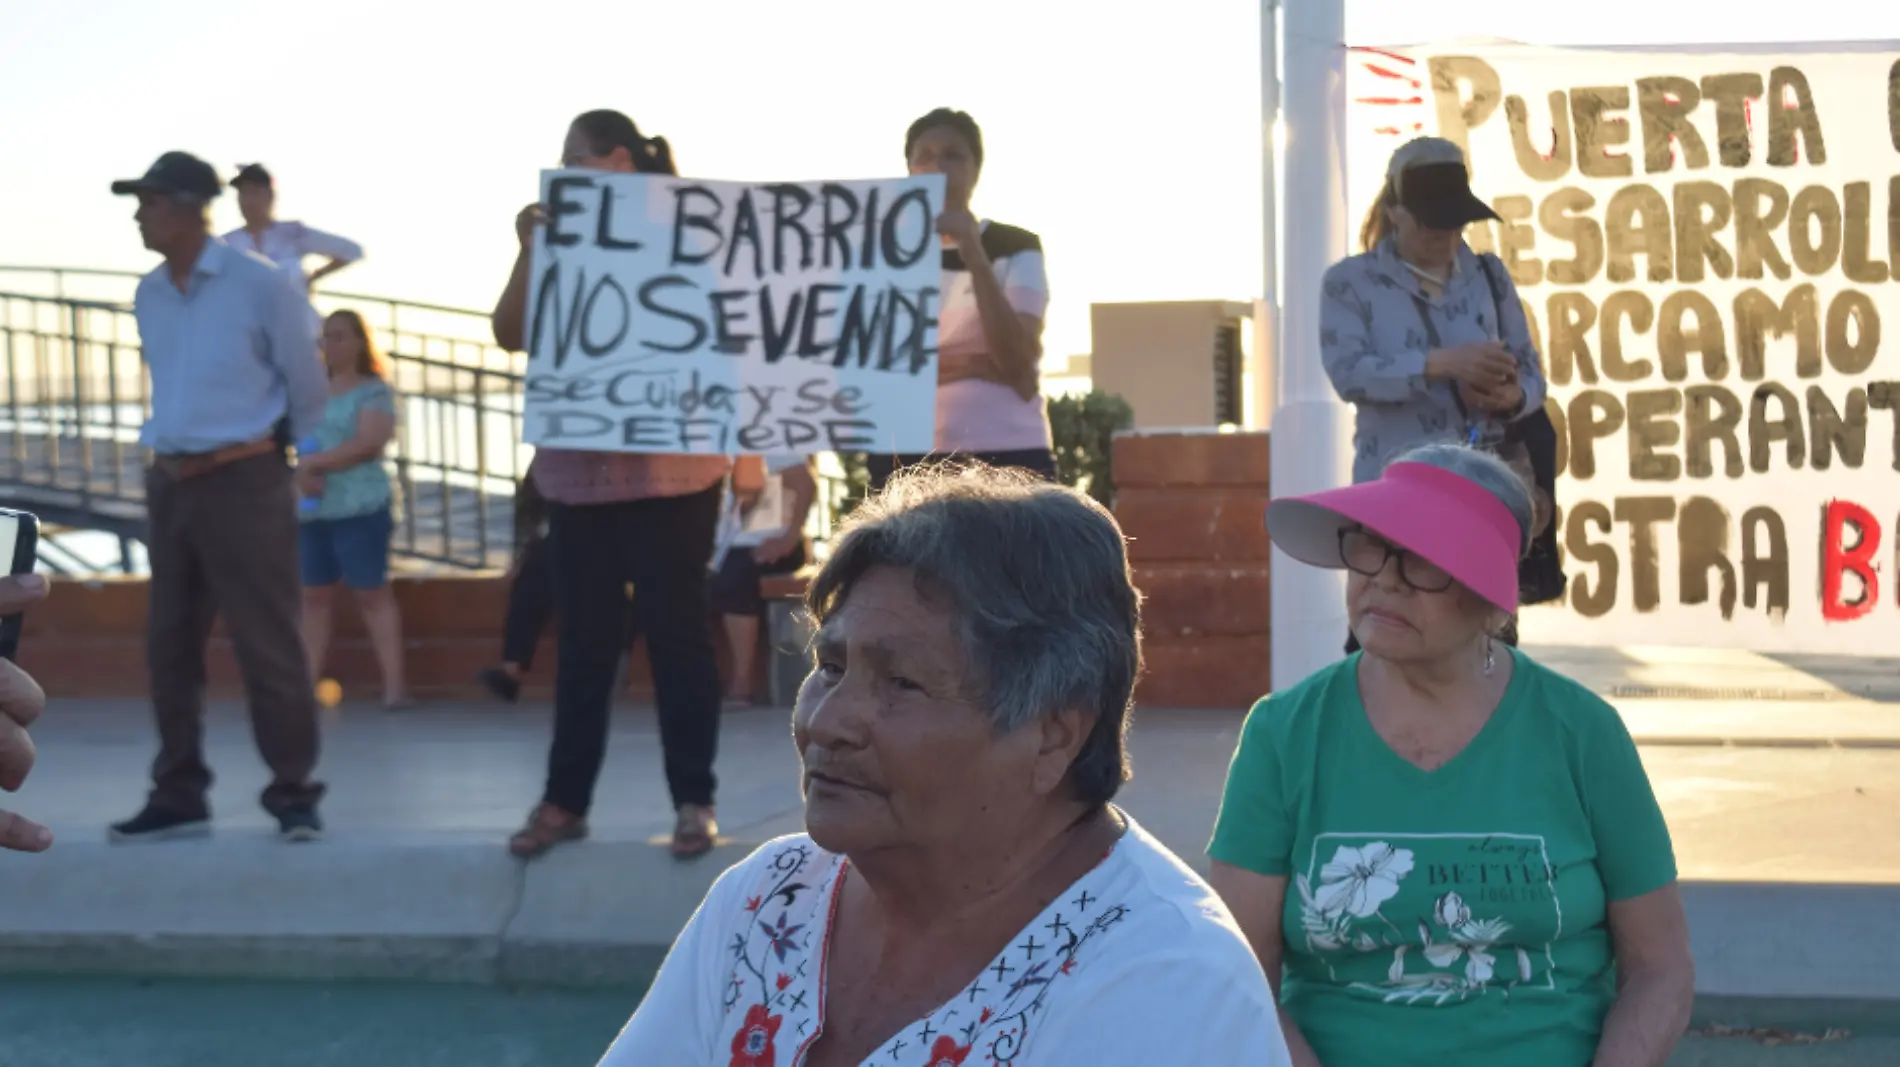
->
[1387,137,1500,231]
[231,163,274,188]
[110,152,222,200]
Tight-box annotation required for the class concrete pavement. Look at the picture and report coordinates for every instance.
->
[1,643,1897,1011]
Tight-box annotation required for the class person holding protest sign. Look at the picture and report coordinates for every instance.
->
[492,110,731,861]
[1321,136,1555,653]
[1208,443,1693,1067]
[864,108,1056,492]
[599,467,1291,1067]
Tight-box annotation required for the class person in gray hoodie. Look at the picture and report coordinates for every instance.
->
[1320,136,1550,652]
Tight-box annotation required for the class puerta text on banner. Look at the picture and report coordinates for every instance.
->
[1347,42,1900,652]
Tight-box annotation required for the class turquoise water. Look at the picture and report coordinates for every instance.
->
[0,978,643,1067]
[4,977,1898,1065]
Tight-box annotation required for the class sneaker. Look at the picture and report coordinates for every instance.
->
[476,667,521,704]
[670,803,718,859]
[276,806,324,843]
[108,803,211,843]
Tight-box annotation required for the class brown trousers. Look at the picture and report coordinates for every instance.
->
[145,452,323,814]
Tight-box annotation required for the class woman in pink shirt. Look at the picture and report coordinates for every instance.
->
[866,108,1056,492]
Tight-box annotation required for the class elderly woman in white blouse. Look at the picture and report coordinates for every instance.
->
[600,467,1291,1067]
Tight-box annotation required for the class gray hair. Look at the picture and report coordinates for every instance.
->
[1390,442,1536,557]
[805,464,1142,806]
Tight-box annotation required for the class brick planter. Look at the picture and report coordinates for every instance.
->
[14,575,749,703]
[1114,430,1272,709]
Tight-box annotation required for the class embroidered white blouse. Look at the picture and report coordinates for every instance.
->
[598,814,1291,1066]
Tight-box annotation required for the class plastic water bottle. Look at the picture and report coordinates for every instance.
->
[298,437,323,514]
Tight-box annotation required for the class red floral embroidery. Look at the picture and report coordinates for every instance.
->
[978,1006,994,1024]
[729,1004,782,1067]
[744,895,763,913]
[922,1035,971,1066]
[775,973,792,991]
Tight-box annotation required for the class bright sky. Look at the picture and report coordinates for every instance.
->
[2,0,1893,365]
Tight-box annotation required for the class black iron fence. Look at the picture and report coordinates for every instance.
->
[0,265,853,576]
[0,265,527,571]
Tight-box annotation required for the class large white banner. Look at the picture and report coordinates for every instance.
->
[522,171,945,455]
[1347,42,1900,653]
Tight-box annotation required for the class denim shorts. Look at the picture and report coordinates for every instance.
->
[300,508,394,589]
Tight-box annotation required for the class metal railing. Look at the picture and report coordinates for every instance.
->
[0,265,528,572]
[0,265,855,576]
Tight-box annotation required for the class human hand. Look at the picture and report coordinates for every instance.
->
[295,467,327,500]
[516,202,549,249]
[753,530,804,566]
[936,208,984,255]
[1459,378,1524,415]
[1427,342,1516,389]
[0,573,53,852]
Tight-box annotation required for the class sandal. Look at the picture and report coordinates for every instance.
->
[670,803,718,859]
[508,803,588,859]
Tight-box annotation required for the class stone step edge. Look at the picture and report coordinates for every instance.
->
[2,881,1897,1000]
[0,932,663,990]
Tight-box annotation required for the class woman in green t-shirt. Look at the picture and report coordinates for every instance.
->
[296,309,408,709]
[1207,443,1693,1067]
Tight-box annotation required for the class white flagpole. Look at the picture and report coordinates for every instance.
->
[1269,0,1352,691]
[1254,0,1280,430]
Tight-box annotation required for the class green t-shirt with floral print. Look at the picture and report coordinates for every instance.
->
[1208,648,1677,1067]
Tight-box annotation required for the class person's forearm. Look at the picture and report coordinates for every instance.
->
[783,469,818,530]
[1513,357,1548,420]
[308,258,351,286]
[1590,970,1694,1067]
[306,436,388,472]
[493,247,534,352]
[961,252,1039,400]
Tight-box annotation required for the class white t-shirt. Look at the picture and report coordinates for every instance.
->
[934,221,1053,454]
[598,814,1291,1066]
[223,220,364,292]
[225,220,365,335]
[710,453,805,569]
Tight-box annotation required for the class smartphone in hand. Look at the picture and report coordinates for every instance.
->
[0,508,40,661]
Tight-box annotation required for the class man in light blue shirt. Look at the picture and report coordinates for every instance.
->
[106,151,331,845]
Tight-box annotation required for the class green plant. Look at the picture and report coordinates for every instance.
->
[825,388,1134,527]
[831,450,873,526]
[1048,389,1134,509]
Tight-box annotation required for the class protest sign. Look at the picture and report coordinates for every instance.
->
[1346,42,1900,653]
[522,171,946,455]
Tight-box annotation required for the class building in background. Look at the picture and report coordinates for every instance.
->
[1086,300,1262,430]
